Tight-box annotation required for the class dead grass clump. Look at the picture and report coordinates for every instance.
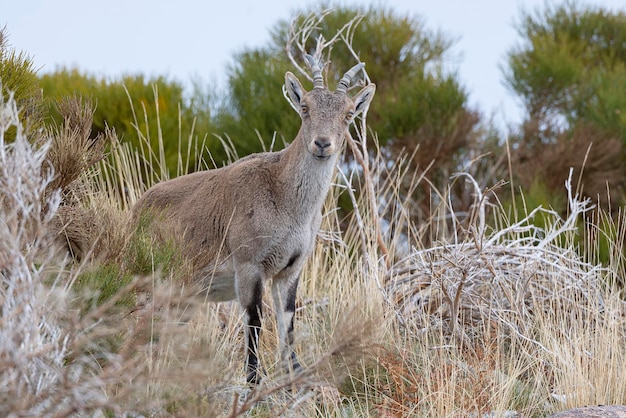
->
[44,96,110,194]
[43,96,127,262]
[54,197,130,262]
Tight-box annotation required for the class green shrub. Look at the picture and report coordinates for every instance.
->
[38,69,213,177]
[124,211,186,278]
[74,263,135,310]
[0,28,44,138]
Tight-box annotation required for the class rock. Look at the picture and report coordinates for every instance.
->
[548,405,626,417]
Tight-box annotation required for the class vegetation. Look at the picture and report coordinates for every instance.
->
[38,68,215,178]
[2,83,625,416]
[1,3,626,416]
[505,2,626,209]
[0,29,43,137]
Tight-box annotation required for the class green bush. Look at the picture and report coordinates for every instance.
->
[124,211,186,278]
[74,263,135,310]
[38,69,214,177]
[0,28,44,138]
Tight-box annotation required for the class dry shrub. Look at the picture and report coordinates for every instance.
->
[44,96,109,193]
[0,91,64,414]
[42,96,128,262]
[386,171,612,335]
[382,170,626,416]
[0,91,236,416]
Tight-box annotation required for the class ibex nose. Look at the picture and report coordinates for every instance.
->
[314,138,331,151]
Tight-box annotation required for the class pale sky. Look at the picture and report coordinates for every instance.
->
[3,0,625,131]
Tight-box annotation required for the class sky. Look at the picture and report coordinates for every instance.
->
[3,0,625,132]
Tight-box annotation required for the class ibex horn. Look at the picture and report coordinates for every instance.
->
[305,54,325,89]
[336,62,365,94]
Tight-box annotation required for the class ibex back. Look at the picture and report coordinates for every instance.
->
[132,55,375,385]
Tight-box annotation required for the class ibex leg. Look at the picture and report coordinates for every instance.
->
[272,275,301,374]
[237,266,264,385]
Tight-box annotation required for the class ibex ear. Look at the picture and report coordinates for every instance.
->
[353,84,376,117]
[285,72,307,109]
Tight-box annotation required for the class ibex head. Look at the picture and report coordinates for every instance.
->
[284,55,376,160]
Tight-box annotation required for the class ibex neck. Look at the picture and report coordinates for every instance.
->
[280,134,338,214]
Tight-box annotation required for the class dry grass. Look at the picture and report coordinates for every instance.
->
[2,12,626,416]
[3,88,626,418]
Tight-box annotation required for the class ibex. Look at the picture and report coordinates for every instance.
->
[132,55,375,385]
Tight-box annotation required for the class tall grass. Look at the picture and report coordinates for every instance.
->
[92,90,626,416]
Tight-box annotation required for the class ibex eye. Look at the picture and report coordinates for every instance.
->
[346,111,354,121]
[301,105,308,114]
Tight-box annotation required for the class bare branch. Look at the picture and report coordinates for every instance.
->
[286,10,370,87]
